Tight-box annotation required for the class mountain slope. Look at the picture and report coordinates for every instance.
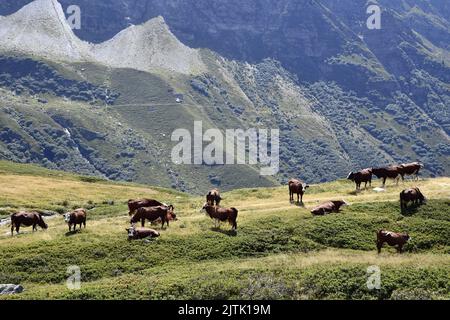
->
[0,0,449,193]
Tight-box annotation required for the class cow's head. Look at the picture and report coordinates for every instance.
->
[415,188,427,203]
[167,211,177,221]
[403,233,411,242]
[38,214,48,229]
[63,213,71,223]
[126,226,137,239]
[302,184,310,192]
[347,172,355,181]
[201,202,210,213]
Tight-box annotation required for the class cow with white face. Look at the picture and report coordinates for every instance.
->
[288,179,309,204]
[64,208,87,232]
[126,225,160,240]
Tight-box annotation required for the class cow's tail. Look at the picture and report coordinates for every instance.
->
[230,208,238,229]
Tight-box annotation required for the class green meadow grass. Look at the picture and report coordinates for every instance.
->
[0,161,449,300]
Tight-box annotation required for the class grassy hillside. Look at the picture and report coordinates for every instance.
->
[0,161,448,300]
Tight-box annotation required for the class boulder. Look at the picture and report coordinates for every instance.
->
[0,284,24,295]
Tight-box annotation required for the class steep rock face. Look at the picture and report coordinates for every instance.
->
[93,16,205,75]
[0,0,92,61]
[0,0,205,75]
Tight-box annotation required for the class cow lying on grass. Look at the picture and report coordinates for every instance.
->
[311,200,348,216]
[126,226,160,240]
[376,230,410,253]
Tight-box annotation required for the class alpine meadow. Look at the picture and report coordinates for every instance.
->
[0,0,449,301]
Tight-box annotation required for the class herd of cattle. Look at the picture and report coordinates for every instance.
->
[8,162,427,253]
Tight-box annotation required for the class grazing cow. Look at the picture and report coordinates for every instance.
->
[398,162,423,181]
[201,203,238,230]
[127,199,166,216]
[311,200,348,216]
[347,169,372,191]
[288,179,309,204]
[64,208,87,232]
[400,187,426,211]
[126,226,160,240]
[371,167,401,187]
[206,189,222,206]
[376,230,410,253]
[130,205,176,228]
[10,211,48,235]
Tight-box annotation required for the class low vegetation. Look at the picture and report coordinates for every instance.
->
[0,161,448,300]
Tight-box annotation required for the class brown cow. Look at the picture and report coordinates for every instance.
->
[371,167,401,187]
[206,189,222,206]
[127,198,166,216]
[311,200,348,216]
[201,203,238,230]
[64,208,87,232]
[376,230,410,253]
[398,162,423,181]
[130,205,176,228]
[126,226,160,240]
[288,179,309,204]
[400,187,426,211]
[347,169,372,191]
[10,211,48,235]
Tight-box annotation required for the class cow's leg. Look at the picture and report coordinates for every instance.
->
[377,242,383,254]
[11,224,14,236]
[33,224,36,232]
[16,225,20,234]
[300,193,303,204]
[83,220,86,229]
[141,219,145,228]
[382,177,386,188]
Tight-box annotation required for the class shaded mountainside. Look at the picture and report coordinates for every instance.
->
[0,0,449,193]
